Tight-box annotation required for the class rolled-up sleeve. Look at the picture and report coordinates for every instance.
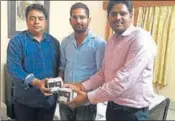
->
[25,74,35,86]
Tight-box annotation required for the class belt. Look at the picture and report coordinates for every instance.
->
[109,101,148,113]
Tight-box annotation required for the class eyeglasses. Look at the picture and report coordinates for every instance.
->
[70,15,88,20]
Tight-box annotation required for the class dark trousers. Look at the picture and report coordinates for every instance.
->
[14,101,56,121]
[59,103,97,121]
[106,102,149,121]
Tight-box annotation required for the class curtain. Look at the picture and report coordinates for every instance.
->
[136,6,175,86]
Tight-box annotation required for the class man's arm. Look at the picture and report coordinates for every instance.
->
[59,70,64,80]
[55,39,61,76]
[59,38,66,80]
[81,39,106,91]
[95,39,106,70]
[7,37,51,95]
[7,37,30,84]
[87,32,157,104]
[82,64,105,92]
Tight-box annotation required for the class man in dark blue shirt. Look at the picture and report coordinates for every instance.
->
[7,3,60,121]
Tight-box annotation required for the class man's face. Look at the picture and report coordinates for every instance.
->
[26,10,47,35]
[70,8,90,33]
[108,3,133,35]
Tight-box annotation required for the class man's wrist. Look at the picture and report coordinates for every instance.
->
[25,73,35,87]
[80,83,85,91]
[31,78,41,87]
[86,92,89,102]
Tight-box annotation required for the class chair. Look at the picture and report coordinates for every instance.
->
[5,65,16,119]
[149,94,170,120]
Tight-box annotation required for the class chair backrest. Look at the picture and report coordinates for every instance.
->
[5,65,15,119]
[150,98,170,120]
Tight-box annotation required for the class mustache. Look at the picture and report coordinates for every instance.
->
[112,21,123,24]
[75,25,83,27]
[75,23,83,26]
[112,20,122,22]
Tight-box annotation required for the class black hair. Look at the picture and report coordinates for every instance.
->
[107,0,133,15]
[70,2,89,18]
[25,3,48,20]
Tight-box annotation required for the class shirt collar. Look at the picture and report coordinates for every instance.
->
[88,30,96,39]
[71,30,96,45]
[26,30,48,42]
[121,25,135,36]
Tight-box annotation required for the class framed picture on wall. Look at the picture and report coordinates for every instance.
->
[8,1,50,38]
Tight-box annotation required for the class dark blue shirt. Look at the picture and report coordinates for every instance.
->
[7,30,60,108]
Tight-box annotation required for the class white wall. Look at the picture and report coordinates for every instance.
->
[1,1,8,103]
[0,1,107,102]
[49,1,107,41]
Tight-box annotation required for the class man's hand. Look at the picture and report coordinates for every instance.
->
[31,78,52,96]
[64,84,89,109]
[63,82,85,91]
